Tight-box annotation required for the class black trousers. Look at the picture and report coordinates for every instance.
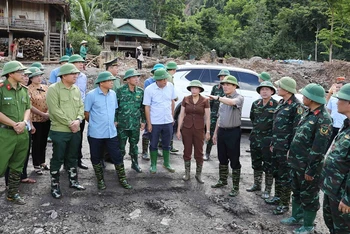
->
[326,126,339,150]
[32,121,50,167]
[217,127,241,169]
[137,60,142,69]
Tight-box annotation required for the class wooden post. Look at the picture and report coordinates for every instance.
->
[60,14,63,57]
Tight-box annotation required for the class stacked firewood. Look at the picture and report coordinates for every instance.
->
[17,38,44,60]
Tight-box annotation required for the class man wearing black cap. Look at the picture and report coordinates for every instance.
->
[103,58,121,92]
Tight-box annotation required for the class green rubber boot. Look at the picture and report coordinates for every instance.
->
[163,150,175,173]
[50,171,61,199]
[131,155,142,173]
[281,199,304,225]
[150,151,158,174]
[229,169,241,197]
[265,181,281,205]
[7,170,25,205]
[195,163,204,184]
[115,164,132,189]
[246,170,262,192]
[183,161,191,181]
[68,167,86,190]
[261,173,273,199]
[211,164,228,188]
[92,163,106,190]
[142,137,150,160]
[292,210,316,234]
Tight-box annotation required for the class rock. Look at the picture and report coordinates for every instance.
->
[41,202,50,207]
[129,209,141,219]
[160,218,171,226]
[34,228,44,234]
[17,228,25,233]
[50,210,58,219]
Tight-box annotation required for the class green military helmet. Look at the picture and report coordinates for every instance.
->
[28,67,44,78]
[68,54,85,63]
[300,83,326,104]
[57,63,81,77]
[59,55,70,63]
[336,83,350,101]
[95,71,116,84]
[151,63,165,74]
[166,61,177,70]
[258,72,271,82]
[124,68,141,80]
[217,69,230,77]
[31,62,45,71]
[187,80,204,93]
[153,68,171,81]
[220,75,240,88]
[1,61,27,77]
[274,77,297,94]
[256,81,276,95]
[24,69,32,75]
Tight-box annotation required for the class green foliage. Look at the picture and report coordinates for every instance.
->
[67,31,102,55]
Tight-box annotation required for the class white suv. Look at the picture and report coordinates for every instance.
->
[173,64,261,129]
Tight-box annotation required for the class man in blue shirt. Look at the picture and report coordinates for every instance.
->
[143,68,177,174]
[48,55,70,84]
[68,55,88,170]
[84,71,132,190]
[141,63,165,160]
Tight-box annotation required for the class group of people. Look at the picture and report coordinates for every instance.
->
[0,54,349,234]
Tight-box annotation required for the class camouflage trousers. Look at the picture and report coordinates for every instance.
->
[272,149,292,205]
[250,145,272,173]
[323,194,350,234]
[206,117,218,147]
[291,168,320,212]
[118,129,140,157]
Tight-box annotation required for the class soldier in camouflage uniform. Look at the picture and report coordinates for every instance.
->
[281,84,332,234]
[265,77,303,215]
[320,83,350,234]
[203,69,228,161]
[116,69,146,173]
[246,81,278,199]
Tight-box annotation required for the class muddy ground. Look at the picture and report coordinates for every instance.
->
[0,129,329,234]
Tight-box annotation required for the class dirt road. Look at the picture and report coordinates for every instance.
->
[0,129,329,234]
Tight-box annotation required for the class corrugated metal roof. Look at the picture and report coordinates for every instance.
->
[111,19,162,40]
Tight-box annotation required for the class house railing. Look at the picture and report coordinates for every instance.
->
[10,18,46,31]
[104,41,152,49]
[0,17,9,27]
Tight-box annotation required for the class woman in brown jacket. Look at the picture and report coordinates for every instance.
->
[176,80,210,183]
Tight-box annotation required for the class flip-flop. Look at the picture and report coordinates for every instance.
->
[21,178,36,183]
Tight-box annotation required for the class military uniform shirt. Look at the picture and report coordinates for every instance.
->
[143,82,176,125]
[57,72,87,101]
[320,118,350,206]
[84,87,118,138]
[46,82,84,132]
[271,95,302,150]
[116,84,145,130]
[0,79,31,123]
[289,105,332,177]
[217,91,244,128]
[210,84,224,119]
[249,98,278,148]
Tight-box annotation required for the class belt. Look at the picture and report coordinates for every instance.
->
[219,126,240,131]
[0,124,14,130]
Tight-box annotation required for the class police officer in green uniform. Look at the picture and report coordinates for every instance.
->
[246,81,278,199]
[116,69,146,173]
[204,69,229,161]
[281,83,332,234]
[0,61,30,205]
[46,63,86,199]
[320,83,350,234]
[266,77,303,215]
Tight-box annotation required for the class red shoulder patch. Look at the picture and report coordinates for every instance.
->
[6,84,11,90]
[288,99,292,105]
[314,110,320,116]
[269,101,273,106]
